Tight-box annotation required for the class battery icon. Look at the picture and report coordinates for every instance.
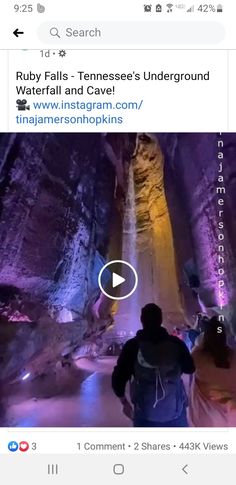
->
[217,4,223,12]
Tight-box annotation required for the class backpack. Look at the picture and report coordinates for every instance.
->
[131,339,187,423]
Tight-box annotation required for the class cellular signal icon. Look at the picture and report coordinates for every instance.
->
[187,5,194,12]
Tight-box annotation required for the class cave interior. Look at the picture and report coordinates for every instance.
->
[0,132,236,426]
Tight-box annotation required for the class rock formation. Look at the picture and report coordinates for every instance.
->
[1,132,236,383]
[159,133,236,330]
[131,134,184,328]
[0,133,134,380]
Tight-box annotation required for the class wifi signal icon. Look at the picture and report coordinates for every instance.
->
[166,3,174,13]
[166,3,173,12]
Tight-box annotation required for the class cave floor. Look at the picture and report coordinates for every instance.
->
[1,357,132,427]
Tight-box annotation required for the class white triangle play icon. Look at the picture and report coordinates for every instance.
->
[112,272,125,288]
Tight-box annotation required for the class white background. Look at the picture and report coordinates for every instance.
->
[2,48,231,132]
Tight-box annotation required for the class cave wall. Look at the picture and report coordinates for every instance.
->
[0,133,136,382]
[158,133,236,329]
[162,136,199,320]
[0,133,117,320]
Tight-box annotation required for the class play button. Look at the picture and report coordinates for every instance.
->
[112,272,125,288]
[98,260,138,300]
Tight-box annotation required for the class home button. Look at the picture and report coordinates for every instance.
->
[113,464,125,475]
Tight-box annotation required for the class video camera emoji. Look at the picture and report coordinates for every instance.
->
[16,99,30,111]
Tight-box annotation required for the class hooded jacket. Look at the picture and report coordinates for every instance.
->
[112,326,195,398]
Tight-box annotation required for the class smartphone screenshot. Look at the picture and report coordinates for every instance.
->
[0,1,236,483]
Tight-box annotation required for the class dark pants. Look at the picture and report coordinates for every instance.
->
[133,407,188,428]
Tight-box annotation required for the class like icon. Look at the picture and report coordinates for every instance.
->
[19,441,29,452]
[8,441,18,452]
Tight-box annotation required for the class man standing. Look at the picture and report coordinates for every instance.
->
[112,303,195,427]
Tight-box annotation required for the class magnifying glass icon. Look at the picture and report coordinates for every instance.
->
[50,27,61,39]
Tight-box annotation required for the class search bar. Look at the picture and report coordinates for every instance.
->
[38,21,225,45]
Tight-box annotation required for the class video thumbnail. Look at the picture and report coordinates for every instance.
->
[0,132,236,427]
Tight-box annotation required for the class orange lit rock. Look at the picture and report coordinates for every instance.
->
[133,134,184,328]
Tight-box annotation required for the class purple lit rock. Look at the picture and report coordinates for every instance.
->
[0,133,135,380]
[159,133,236,330]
